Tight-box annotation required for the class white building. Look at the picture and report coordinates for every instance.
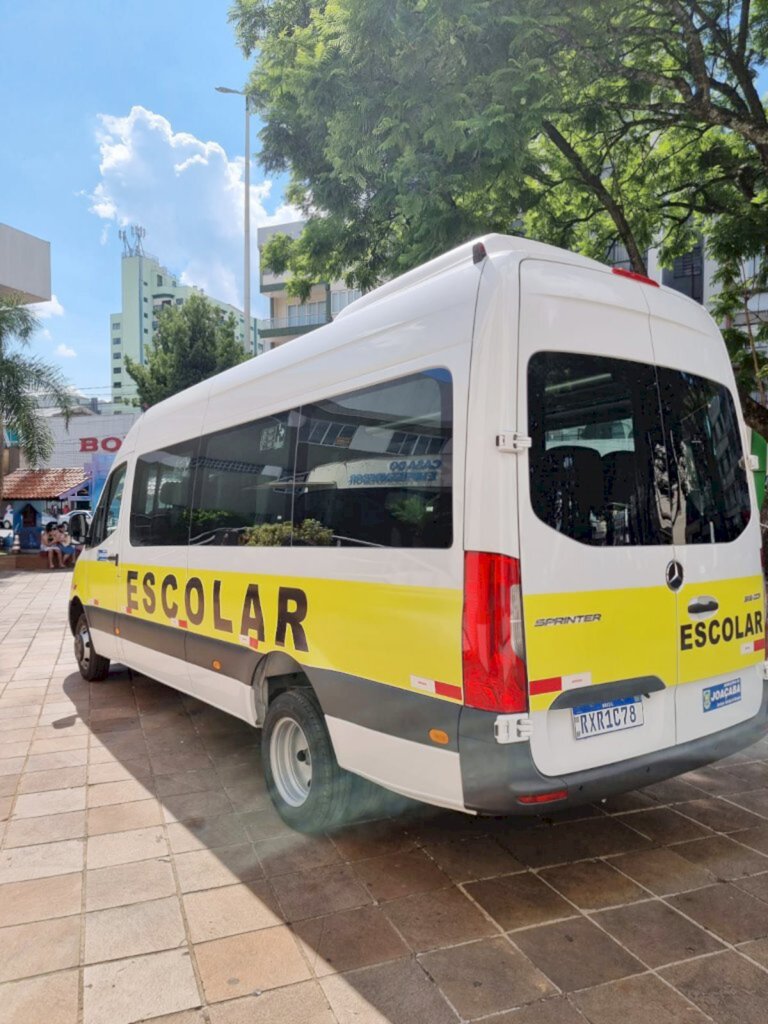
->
[110,229,260,409]
[0,223,51,304]
[257,221,362,348]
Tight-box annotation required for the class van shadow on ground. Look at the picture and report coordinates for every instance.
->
[60,667,768,1024]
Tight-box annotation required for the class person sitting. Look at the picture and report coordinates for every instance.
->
[55,524,76,567]
[40,522,62,569]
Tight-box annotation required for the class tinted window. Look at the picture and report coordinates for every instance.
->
[69,512,89,545]
[293,370,452,547]
[529,352,749,546]
[130,443,195,546]
[190,413,297,546]
[89,463,127,547]
[657,368,751,543]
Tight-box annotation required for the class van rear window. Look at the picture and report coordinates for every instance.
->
[528,352,750,546]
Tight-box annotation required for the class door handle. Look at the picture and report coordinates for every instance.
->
[105,554,119,566]
[688,597,718,615]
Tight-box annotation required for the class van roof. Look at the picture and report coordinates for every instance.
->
[122,234,696,454]
[334,233,607,322]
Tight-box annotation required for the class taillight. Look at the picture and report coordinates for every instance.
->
[462,551,528,713]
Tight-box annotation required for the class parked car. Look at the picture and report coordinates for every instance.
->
[0,519,13,551]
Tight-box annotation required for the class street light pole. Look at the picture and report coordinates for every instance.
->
[216,86,253,354]
[244,95,251,354]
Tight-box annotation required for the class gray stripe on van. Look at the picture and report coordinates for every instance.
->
[100,608,461,750]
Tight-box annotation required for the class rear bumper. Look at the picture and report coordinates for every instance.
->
[458,679,768,815]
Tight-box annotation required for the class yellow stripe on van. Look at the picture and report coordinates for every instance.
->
[678,574,765,684]
[75,561,465,699]
[524,584,677,713]
[525,575,764,713]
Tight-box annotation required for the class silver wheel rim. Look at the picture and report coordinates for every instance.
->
[270,717,312,807]
[76,623,91,671]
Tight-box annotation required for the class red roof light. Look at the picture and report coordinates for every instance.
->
[611,267,659,288]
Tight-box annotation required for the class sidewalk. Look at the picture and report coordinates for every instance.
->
[2,569,768,1024]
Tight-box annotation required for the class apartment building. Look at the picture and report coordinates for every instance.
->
[110,230,260,408]
[256,221,361,349]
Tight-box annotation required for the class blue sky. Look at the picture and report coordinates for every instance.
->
[0,0,294,399]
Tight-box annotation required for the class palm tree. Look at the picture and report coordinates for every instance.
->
[0,293,74,508]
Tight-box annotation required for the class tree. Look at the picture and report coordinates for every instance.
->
[125,294,250,408]
[231,0,768,432]
[0,293,74,506]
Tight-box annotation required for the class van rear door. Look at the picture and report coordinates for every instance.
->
[517,260,679,776]
[645,288,765,745]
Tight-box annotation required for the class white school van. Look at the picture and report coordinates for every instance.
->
[69,235,768,831]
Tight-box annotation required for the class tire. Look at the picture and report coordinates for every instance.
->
[262,689,358,833]
[74,612,110,682]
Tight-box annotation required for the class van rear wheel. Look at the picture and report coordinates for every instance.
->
[262,689,357,833]
[74,612,110,682]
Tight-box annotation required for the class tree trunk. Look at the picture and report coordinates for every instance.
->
[740,391,768,439]
[737,393,768,570]
[541,120,648,276]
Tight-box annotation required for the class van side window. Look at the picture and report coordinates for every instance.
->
[130,443,195,547]
[189,413,297,546]
[293,370,452,548]
[89,463,127,547]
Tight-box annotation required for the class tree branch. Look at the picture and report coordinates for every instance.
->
[541,120,647,275]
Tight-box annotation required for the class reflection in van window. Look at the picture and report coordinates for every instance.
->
[190,413,296,546]
[130,444,195,547]
[528,352,749,546]
[293,371,452,547]
[657,369,751,544]
[90,463,127,547]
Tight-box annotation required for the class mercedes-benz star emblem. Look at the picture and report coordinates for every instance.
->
[666,560,684,591]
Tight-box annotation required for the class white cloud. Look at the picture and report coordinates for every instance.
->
[88,105,300,307]
[55,343,76,358]
[32,294,65,319]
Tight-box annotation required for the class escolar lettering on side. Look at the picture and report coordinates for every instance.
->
[680,611,763,650]
[124,570,309,652]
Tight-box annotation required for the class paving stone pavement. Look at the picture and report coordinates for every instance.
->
[2,568,768,1023]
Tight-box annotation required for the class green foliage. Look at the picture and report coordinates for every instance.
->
[242,518,333,546]
[232,0,768,431]
[125,293,250,408]
[388,494,434,537]
[0,294,74,502]
[181,508,239,529]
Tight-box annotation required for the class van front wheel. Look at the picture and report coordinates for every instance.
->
[74,613,110,682]
[262,689,356,832]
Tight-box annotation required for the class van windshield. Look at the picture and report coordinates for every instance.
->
[528,352,751,547]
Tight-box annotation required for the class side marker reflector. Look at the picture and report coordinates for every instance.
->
[434,681,463,700]
[517,789,568,805]
[530,677,561,696]
[429,729,450,745]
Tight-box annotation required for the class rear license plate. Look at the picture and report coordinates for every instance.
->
[703,678,741,713]
[572,696,644,740]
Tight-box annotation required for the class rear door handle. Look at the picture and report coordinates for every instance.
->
[688,597,718,615]
[105,554,119,566]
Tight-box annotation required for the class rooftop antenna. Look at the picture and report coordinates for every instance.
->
[131,225,146,257]
[118,228,132,256]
